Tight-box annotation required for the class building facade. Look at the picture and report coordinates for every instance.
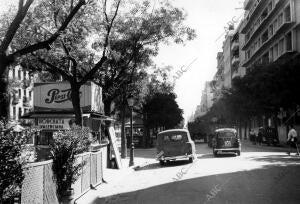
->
[241,0,300,69]
[8,65,34,122]
[231,22,246,80]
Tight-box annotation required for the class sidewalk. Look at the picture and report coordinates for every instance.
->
[74,157,152,204]
[241,139,293,153]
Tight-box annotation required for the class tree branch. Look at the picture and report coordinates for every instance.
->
[9,0,86,57]
[37,57,72,81]
[0,0,34,52]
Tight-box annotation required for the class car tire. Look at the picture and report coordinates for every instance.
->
[213,151,218,157]
[237,150,241,156]
[189,157,193,163]
[159,160,165,166]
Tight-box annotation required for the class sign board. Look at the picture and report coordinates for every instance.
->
[108,126,122,169]
[34,82,104,113]
[38,118,72,130]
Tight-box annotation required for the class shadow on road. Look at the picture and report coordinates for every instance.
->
[134,160,190,171]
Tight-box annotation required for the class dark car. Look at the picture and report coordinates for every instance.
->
[261,127,279,146]
[212,128,241,156]
[156,129,196,165]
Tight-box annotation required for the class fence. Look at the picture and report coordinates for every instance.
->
[21,146,107,204]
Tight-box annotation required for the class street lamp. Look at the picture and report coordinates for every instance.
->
[127,96,135,166]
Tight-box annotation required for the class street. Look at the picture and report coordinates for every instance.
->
[77,141,300,204]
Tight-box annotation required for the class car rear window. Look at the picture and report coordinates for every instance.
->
[160,132,187,142]
[216,131,236,138]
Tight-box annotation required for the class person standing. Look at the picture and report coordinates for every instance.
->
[287,125,299,156]
[257,127,263,145]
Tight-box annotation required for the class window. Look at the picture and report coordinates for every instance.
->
[286,32,292,51]
[18,70,21,80]
[268,1,273,12]
[29,91,32,99]
[23,89,26,97]
[269,24,273,36]
[18,107,22,119]
[279,39,284,54]
[262,30,269,43]
[269,49,273,62]
[284,5,291,22]
[23,71,26,79]
[13,107,16,120]
[261,8,268,21]
[273,44,278,58]
[262,52,269,64]
[278,13,283,26]
[18,89,21,97]
[170,135,183,141]
[274,19,278,32]
[12,68,15,79]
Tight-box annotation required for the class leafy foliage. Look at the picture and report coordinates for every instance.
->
[50,126,91,201]
[0,121,34,203]
[203,54,300,126]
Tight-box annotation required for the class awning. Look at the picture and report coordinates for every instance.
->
[21,111,115,121]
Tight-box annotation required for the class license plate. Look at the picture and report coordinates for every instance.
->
[224,141,231,147]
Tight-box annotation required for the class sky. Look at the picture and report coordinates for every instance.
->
[154,0,244,123]
[0,0,244,123]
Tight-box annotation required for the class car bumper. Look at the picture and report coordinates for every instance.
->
[214,147,241,152]
[157,154,194,161]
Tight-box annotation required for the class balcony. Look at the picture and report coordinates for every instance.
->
[231,41,239,51]
[232,56,240,67]
[244,0,253,10]
[12,95,20,105]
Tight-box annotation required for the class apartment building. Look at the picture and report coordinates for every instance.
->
[223,29,235,88]
[241,0,300,69]
[231,22,246,80]
[8,65,34,122]
[198,82,214,117]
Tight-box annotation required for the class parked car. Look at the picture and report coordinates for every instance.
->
[212,128,241,157]
[156,129,196,165]
[261,127,279,146]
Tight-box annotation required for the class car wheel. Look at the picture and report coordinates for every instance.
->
[213,150,218,157]
[189,157,193,163]
[237,150,241,156]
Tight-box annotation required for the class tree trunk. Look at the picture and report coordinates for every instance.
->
[120,104,127,158]
[104,99,112,116]
[70,83,82,126]
[0,59,9,120]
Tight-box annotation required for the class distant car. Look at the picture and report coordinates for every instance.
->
[261,127,279,146]
[212,128,241,156]
[156,129,196,165]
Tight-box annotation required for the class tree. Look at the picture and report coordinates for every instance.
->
[20,0,121,125]
[0,0,87,120]
[144,92,183,130]
[94,0,196,116]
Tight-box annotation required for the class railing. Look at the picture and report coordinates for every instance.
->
[21,145,107,204]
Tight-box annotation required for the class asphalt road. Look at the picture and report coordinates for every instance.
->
[79,141,300,204]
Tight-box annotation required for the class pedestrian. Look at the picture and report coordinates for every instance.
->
[287,125,299,156]
[249,129,256,144]
[257,127,263,145]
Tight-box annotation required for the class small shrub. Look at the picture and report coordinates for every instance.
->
[50,126,91,201]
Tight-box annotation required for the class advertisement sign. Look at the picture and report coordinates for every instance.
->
[34,82,104,113]
[38,118,72,130]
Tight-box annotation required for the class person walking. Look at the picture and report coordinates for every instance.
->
[249,129,256,144]
[257,127,263,145]
[287,125,299,156]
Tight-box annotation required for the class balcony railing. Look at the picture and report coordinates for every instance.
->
[232,56,240,67]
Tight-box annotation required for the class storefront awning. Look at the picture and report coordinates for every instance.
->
[22,111,115,121]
